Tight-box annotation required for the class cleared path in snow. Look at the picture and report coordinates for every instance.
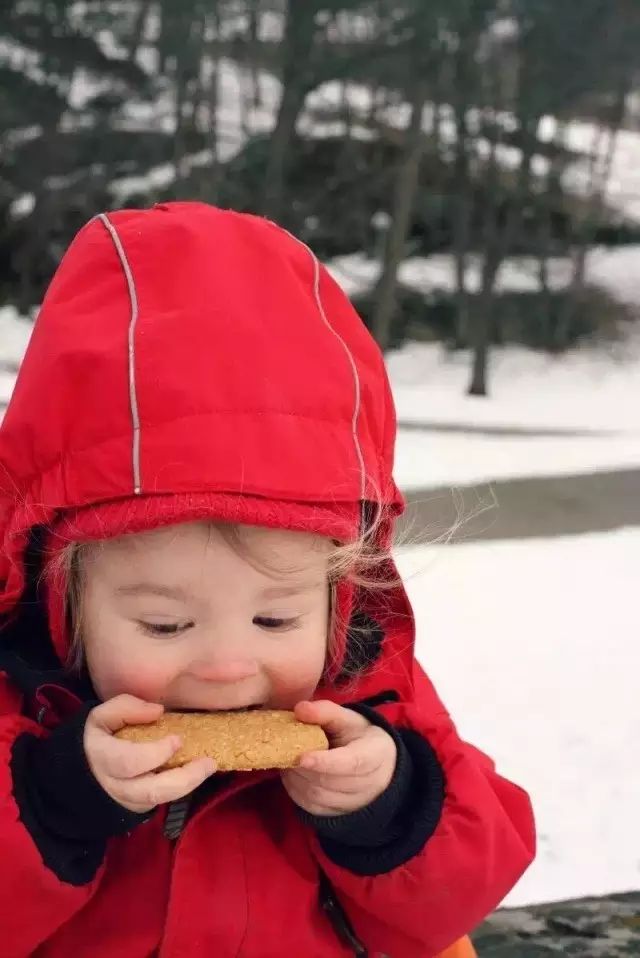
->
[399,467,640,542]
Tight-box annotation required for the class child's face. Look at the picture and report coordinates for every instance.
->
[79,522,331,711]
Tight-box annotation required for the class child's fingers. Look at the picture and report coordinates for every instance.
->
[101,734,182,780]
[286,766,369,795]
[298,737,382,778]
[294,700,370,746]
[90,694,164,734]
[281,771,353,815]
[115,758,216,810]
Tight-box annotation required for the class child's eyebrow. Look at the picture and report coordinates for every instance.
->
[115,583,191,601]
[259,583,323,600]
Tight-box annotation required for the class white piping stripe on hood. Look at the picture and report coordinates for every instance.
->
[298,240,367,502]
[97,213,142,495]
[94,213,366,504]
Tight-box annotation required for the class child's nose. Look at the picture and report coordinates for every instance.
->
[187,657,260,684]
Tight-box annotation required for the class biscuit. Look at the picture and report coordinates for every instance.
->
[115,709,329,771]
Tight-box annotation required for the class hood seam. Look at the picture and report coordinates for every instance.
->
[3,411,372,495]
[96,213,141,495]
[283,230,366,502]
[310,249,366,500]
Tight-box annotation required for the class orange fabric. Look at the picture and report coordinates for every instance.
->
[438,937,478,958]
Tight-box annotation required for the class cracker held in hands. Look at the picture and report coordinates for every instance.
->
[116,709,329,772]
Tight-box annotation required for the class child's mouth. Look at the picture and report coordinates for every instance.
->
[177,704,263,713]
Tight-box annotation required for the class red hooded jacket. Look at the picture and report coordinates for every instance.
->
[0,203,534,957]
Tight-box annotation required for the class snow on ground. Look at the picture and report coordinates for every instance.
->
[329,247,640,488]
[112,58,280,201]
[394,427,640,490]
[308,81,640,222]
[557,121,640,226]
[0,306,33,363]
[4,18,640,218]
[328,247,640,488]
[97,49,640,220]
[397,526,640,906]
[5,32,639,223]
[389,338,640,432]
[0,307,34,406]
[327,246,640,306]
[211,58,282,160]
[389,338,640,488]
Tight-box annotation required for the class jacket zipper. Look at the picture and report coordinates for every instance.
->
[319,872,369,957]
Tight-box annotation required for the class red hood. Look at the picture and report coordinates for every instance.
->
[0,203,413,695]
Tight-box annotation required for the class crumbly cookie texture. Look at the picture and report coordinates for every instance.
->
[115,709,329,771]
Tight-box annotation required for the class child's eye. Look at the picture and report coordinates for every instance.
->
[138,621,193,637]
[253,616,298,632]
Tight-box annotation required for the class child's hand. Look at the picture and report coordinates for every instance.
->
[281,700,396,817]
[84,695,216,814]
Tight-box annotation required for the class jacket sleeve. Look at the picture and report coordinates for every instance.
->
[0,673,102,957]
[308,662,536,958]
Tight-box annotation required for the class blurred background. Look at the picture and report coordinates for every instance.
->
[1,0,639,949]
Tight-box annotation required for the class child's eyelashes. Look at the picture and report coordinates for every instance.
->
[137,620,193,637]
[136,617,300,637]
[253,615,300,632]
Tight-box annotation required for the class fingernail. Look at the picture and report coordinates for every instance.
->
[299,755,316,769]
[171,736,182,750]
[203,759,216,775]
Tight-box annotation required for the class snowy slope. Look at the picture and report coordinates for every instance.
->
[394,427,640,490]
[390,337,640,488]
[4,20,640,221]
[0,307,32,406]
[389,337,640,432]
[105,50,640,222]
[324,247,640,488]
[397,527,640,906]
[327,246,640,306]
[309,81,640,223]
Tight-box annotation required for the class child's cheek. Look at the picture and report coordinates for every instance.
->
[267,654,326,708]
[89,652,175,704]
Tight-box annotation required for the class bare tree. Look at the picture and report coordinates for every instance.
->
[371,81,429,348]
[245,0,264,110]
[127,0,154,64]
[202,3,223,202]
[371,4,447,349]
[261,2,318,220]
[449,3,492,350]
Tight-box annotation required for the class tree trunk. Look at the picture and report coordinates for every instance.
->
[171,13,206,189]
[246,0,262,109]
[534,120,567,347]
[203,5,221,202]
[370,80,429,351]
[556,82,628,349]
[468,327,489,395]
[450,13,484,351]
[467,152,500,394]
[128,0,153,64]
[468,249,501,396]
[468,115,537,396]
[16,189,53,313]
[172,51,189,186]
[451,104,473,350]
[261,2,317,221]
